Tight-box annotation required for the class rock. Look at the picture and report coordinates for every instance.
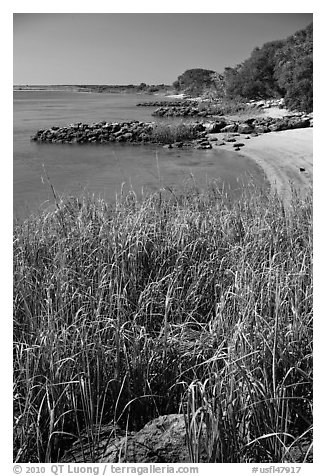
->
[220,124,238,133]
[196,142,212,149]
[61,414,207,463]
[205,120,227,133]
[30,111,313,149]
[121,133,133,141]
[299,167,306,172]
[288,117,311,129]
[238,124,253,134]
[254,125,271,134]
[233,143,245,148]
[193,122,206,132]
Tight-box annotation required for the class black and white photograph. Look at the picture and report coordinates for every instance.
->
[12,7,314,468]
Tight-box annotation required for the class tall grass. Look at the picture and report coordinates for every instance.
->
[150,122,200,144]
[198,97,259,116]
[13,183,312,463]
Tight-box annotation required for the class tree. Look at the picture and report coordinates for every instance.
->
[274,23,313,112]
[211,72,226,98]
[222,23,313,112]
[224,41,284,100]
[174,69,217,97]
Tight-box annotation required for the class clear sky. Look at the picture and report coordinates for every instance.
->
[13,13,313,85]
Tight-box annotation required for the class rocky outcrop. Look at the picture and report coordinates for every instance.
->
[61,414,207,463]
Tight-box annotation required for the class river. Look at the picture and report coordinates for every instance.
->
[13,90,266,219]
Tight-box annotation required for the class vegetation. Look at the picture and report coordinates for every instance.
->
[273,23,313,113]
[197,96,255,116]
[14,183,312,463]
[223,41,284,100]
[173,69,217,97]
[223,23,313,112]
[150,122,200,144]
[173,23,313,113]
[14,84,172,94]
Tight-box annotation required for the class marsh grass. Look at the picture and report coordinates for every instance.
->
[13,183,312,463]
[150,122,200,144]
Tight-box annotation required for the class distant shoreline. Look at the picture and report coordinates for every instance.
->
[13,85,173,96]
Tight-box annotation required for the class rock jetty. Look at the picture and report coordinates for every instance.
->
[217,113,313,134]
[152,105,218,118]
[31,113,312,150]
[137,100,197,107]
[31,121,159,144]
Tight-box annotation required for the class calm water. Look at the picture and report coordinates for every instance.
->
[14,90,266,218]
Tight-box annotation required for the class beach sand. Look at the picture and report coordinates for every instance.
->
[212,127,313,204]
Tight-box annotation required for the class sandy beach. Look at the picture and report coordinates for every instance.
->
[212,127,313,204]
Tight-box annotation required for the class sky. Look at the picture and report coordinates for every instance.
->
[13,12,313,85]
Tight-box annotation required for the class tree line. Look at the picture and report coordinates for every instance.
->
[173,23,313,112]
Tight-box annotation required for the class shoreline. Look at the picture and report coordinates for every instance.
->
[212,128,313,204]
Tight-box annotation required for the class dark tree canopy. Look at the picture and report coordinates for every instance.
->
[174,69,217,96]
[274,23,313,112]
[222,23,313,112]
[172,23,313,112]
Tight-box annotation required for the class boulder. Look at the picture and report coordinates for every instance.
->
[238,123,254,134]
[193,122,206,132]
[196,140,212,149]
[197,144,212,149]
[287,118,311,129]
[61,414,208,463]
[220,124,238,133]
[205,121,227,133]
[254,125,271,134]
[121,133,133,141]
